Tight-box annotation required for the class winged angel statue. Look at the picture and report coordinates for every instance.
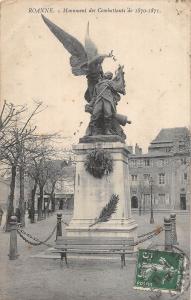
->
[42,15,131,141]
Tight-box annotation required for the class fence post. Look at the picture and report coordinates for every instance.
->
[170,213,178,245]
[9,216,18,260]
[56,213,62,240]
[164,217,172,251]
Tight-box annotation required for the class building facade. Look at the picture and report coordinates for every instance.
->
[129,127,190,212]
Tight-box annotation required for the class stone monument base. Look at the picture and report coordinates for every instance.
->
[67,218,137,238]
[66,141,137,242]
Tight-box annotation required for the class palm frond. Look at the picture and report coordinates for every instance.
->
[89,194,119,228]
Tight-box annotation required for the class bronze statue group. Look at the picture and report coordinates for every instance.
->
[42,15,131,141]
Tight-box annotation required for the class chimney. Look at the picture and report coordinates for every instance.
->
[127,146,133,154]
[135,143,142,155]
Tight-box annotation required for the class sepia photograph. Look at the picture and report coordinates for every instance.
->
[0,0,190,299]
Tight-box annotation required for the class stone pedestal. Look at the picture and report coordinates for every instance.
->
[67,139,137,239]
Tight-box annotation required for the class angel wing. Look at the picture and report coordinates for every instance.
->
[42,15,111,77]
[42,14,88,76]
[85,22,99,64]
[85,22,112,67]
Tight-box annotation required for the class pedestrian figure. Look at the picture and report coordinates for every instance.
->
[0,205,4,226]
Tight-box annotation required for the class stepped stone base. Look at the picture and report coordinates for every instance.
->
[67,218,137,238]
[66,141,137,242]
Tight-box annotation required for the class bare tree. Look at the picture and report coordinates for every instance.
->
[0,102,43,230]
[0,101,26,158]
[45,160,68,216]
[26,136,58,221]
[27,165,38,223]
[0,101,25,133]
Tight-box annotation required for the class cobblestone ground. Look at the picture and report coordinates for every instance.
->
[0,211,189,300]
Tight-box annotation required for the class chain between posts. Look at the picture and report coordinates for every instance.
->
[137,226,163,239]
[17,224,163,248]
[61,220,69,226]
[17,223,57,247]
[16,221,163,248]
[17,229,52,247]
[16,215,69,247]
[132,226,164,247]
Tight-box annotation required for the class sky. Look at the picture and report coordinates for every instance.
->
[1,0,190,153]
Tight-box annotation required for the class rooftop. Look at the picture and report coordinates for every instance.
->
[151,127,190,144]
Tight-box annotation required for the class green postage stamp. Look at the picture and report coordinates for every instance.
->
[134,249,185,293]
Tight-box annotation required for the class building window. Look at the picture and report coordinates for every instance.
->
[131,160,137,167]
[184,173,187,180]
[179,145,186,151]
[158,194,165,205]
[181,158,187,165]
[166,159,169,165]
[154,198,159,206]
[159,173,165,184]
[131,175,138,181]
[144,159,150,166]
[180,194,186,210]
[165,194,170,205]
[144,194,151,206]
[158,159,165,167]
[143,174,150,181]
[137,160,143,167]
[166,147,171,152]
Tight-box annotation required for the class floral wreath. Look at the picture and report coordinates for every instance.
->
[84,149,113,178]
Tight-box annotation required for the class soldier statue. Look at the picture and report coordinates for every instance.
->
[42,15,131,142]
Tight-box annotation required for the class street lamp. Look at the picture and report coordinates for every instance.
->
[149,176,154,224]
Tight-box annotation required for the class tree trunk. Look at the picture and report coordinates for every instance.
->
[50,188,56,213]
[18,165,25,227]
[30,181,37,223]
[50,195,55,214]
[5,165,16,231]
[47,183,56,216]
[45,197,51,217]
[37,185,43,221]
